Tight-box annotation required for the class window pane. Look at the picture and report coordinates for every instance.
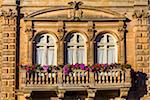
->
[97,47,104,64]
[107,46,115,64]
[77,47,85,64]
[36,48,45,65]
[67,47,74,64]
[47,48,54,65]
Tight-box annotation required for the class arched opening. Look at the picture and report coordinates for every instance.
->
[94,33,118,64]
[64,33,87,64]
[33,33,57,65]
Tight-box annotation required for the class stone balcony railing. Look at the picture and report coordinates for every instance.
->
[19,68,131,93]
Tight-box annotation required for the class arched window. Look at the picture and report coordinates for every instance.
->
[65,33,86,64]
[95,34,117,64]
[34,34,56,65]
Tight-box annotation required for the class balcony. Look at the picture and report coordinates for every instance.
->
[19,65,131,97]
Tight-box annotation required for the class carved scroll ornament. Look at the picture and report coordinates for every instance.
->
[1,9,17,19]
[68,1,83,20]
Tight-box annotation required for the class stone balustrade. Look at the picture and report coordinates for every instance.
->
[19,68,131,91]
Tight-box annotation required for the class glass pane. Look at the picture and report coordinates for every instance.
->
[47,35,54,44]
[107,35,114,43]
[97,47,104,64]
[47,48,54,65]
[67,47,74,64]
[107,46,115,64]
[77,35,84,44]
[36,48,45,65]
[77,47,85,64]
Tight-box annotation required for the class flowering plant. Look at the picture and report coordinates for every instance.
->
[18,63,131,74]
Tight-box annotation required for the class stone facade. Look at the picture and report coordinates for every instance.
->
[0,0,150,100]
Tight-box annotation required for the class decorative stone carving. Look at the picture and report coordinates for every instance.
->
[87,89,97,98]
[118,26,126,41]
[88,21,96,41]
[132,10,148,25]
[57,21,66,41]
[132,10,148,19]
[68,1,83,20]
[120,88,130,98]
[1,9,17,19]
[57,89,66,99]
[25,27,34,41]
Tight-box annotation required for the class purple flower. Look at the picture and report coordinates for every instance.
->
[74,63,79,69]
[79,64,85,70]
[63,65,69,75]
[43,65,49,71]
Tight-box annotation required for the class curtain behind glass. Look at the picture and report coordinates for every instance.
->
[97,47,104,64]
[67,47,74,64]
[36,47,45,65]
[77,47,85,64]
[107,47,115,64]
[47,48,54,65]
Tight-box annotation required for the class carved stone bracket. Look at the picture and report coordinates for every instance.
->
[24,91,32,100]
[88,21,96,41]
[1,9,17,19]
[118,26,126,41]
[25,27,35,41]
[57,89,66,99]
[87,89,97,99]
[120,88,130,98]
[68,1,83,20]
[57,21,66,41]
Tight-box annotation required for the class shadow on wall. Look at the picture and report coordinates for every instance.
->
[127,68,148,100]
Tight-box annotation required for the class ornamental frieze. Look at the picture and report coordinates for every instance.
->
[1,9,17,19]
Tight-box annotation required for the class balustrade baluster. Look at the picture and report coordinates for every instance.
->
[117,71,121,83]
[121,71,125,83]
[53,73,56,84]
[70,73,73,84]
[105,72,108,83]
[109,71,112,83]
[30,73,33,85]
[45,72,48,84]
[26,72,30,84]
[41,73,44,84]
[34,72,37,84]
[66,75,69,84]
[102,72,105,83]
[114,71,117,83]
[98,72,101,83]
[74,72,77,84]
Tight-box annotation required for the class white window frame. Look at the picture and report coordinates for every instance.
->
[35,34,57,65]
[66,33,87,65]
[96,34,118,64]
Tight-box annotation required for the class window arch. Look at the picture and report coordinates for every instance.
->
[94,34,118,64]
[33,33,57,65]
[64,33,86,64]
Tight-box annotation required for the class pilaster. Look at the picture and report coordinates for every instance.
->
[25,21,34,64]
[57,21,66,65]
[87,21,96,65]
[132,9,149,70]
[1,7,17,100]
